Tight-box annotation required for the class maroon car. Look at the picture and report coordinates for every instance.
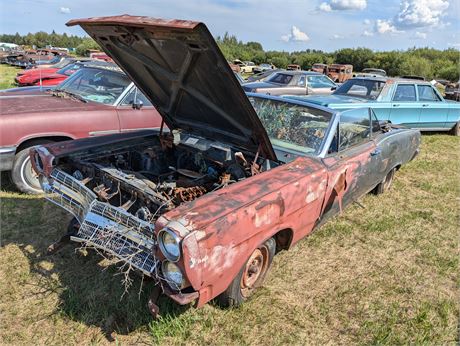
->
[0,64,162,193]
[31,15,420,315]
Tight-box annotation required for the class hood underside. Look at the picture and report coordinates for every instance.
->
[67,15,276,160]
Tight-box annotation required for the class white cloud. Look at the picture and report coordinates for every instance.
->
[330,34,344,40]
[394,0,449,29]
[414,31,427,39]
[59,7,71,14]
[318,0,367,11]
[362,30,373,37]
[363,19,371,25]
[281,26,310,42]
[375,19,401,34]
[318,2,332,12]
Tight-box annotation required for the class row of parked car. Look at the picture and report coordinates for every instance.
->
[0,14,458,316]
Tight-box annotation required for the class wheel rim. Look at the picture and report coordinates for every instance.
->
[20,156,41,191]
[240,246,269,298]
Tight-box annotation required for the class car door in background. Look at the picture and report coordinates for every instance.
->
[417,84,448,130]
[389,83,421,128]
[307,75,337,95]
[116,86,163,132]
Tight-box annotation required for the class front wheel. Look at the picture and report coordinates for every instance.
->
[216,237,276,308]
[10,142,51,194]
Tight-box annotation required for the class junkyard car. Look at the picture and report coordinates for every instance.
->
[287,77,460,135]
[253,63,275,74]
[243,71,337,96]
[31,15,421,313]
[234,59,257,73]
[327,64,353,83]
[0,64,162,193]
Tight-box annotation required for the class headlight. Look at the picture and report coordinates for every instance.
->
[158,228,181,262]
[161,261,186,289]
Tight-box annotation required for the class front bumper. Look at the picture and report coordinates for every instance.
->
[41,169,158,275]
[0,146,16,171]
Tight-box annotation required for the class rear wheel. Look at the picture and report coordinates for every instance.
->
[450,122,460,136]
[10,141,52,194]
[372,168,396,195]
[216,237,276,308]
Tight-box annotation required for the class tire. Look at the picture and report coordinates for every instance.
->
[10,141,52,194]
[216,237,276,308]
[450,122,460,136]
[372,167,396,195]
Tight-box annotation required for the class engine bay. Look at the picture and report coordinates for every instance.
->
[57,132,280,223]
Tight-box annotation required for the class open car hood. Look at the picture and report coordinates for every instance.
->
[67,15,276,160]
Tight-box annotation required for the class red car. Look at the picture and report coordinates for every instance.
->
[15,60,93,86]
[0,64,162,193]
[31,15,421,315]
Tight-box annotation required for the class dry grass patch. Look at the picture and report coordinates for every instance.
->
[0,135,459,345]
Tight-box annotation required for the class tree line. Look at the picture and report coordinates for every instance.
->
[1,31,458,81]
[0,31,99,56]
[216,33,460,81]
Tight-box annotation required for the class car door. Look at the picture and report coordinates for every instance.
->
[116,86,163,132]
[389,83,421,127]
[417,84,448,130]
[321,108,380,218]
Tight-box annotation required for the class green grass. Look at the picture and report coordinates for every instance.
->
[0,135,459,345]
[0,64,21,89]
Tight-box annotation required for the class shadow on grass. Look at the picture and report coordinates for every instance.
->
[1,191,190,341]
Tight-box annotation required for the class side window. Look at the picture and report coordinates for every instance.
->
[393,84,416,101]
[297,75,306,87]
[338,109,371,151]
[417,85,441,102]
[370,109,381,134]
[120,87,153,106]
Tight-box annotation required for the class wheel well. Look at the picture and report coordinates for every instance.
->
[395,164,402,171]
[16,136,73,153]
[273,228,294,253]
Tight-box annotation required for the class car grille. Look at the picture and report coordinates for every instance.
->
[41,169,158,275]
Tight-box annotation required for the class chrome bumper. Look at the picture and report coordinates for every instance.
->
[41,169,158,276]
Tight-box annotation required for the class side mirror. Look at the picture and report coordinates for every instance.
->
[132,99,144,110]
[331,86,337,91]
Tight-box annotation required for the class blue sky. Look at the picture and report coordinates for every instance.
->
[0,0,459,51]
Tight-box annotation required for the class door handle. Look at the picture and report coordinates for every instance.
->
[392,104,400,107]
[370,148,381,156]
[422,104,429,107]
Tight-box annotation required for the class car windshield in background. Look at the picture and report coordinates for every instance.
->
[249,96,333,155]
[307,75,336,88]
[267,73,293,85]
[334,79,385,99]
[56,63,84,76]
[56,67,131,105]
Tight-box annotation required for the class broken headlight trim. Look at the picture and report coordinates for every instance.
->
[161,260,186,290]
[158,227,181,262]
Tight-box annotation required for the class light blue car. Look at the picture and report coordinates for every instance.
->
[285,77,460,135]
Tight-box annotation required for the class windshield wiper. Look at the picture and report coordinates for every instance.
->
[52,89,87,103]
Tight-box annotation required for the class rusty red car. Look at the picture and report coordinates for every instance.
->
[0,63,162,193]
[31,15,421,315]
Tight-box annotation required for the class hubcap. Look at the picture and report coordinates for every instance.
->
[240,246,269,298]
[20,156,41,191]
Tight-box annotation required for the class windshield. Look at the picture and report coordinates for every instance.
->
[56,63,84,76]
[52,59,74,69]
[249,96,333,155]
[307,75,336,88]
[334,79,385,99]
[267,73,294,85]
[56,67,130,105]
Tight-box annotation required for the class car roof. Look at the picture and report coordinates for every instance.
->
[349,76,432,85]
[274,70,322,76]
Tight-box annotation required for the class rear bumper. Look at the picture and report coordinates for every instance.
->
[0,146,16,171]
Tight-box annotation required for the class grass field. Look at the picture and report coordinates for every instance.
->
[1,134,458,345]
[0,64,21,89]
